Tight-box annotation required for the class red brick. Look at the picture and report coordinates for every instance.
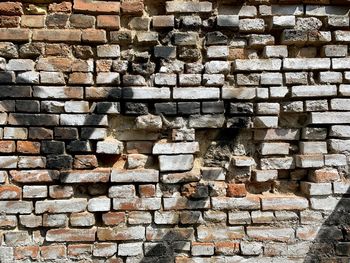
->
[14,246,39,260]
[97,15,120,29]
[0,141,16,153]
[10,170,59,183]
[17,141,40,154]
[121,0,144,15]
[0,2,23,15]
[74,0,120,14]
[0,16,20,27]
[215,241,240,255]
[139,184,156,197]
[82,29,107,43]
[227,184,247,197]
[48,2,72,13]
[40,245,66,260]
[33,29,81,42]
[0,185,21,199]
[0,29,31,42]
[102,212,126,226]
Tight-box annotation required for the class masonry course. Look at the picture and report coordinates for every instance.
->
[0,0,349,262]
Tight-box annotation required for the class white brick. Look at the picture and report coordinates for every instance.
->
[173,88,220,100]
[331,99,350,110]
[263,45,288,58]
[253,170,278,182]
[330,125,350,137]
[123,87,170,100]
[299,142,327,154]
[291,85,337,97]
[235,59,281,71]
[88,197,110,212]
[261,143,289,155]
[158,155,193,172]
[273,16,295,28]
[153,142,199,154]
[310,112,350,124]
[283,58,330,70]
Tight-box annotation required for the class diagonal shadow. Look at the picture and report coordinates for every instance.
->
[303,185,350,263]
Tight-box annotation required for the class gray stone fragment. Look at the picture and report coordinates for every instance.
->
[158,155,194,172]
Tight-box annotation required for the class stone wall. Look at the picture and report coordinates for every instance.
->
[0,0,349,262]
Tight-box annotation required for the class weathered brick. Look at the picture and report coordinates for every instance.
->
[197,226,244,241]
[61,169,110,183]
[261,196,309,210]
[98,225,144,241]
[166,1,212,13]
[74,0,120,14]
[247,227,295,242]
[212,196,260,210]
[35,198,87,213]
[33,29,81,42]
[0,29,30,42]
[46,228,96,242]
[82,29,107,43]
[113,197,161,210]
[40,245,66,260]
[0,201,33,214]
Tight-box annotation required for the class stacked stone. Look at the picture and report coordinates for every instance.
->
[0,0,349,262]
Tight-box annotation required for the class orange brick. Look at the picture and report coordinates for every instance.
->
[74,0,120,14]
[139,184,156,197]
[228,48,249,60]
[121,0,144,15]
[227,184,247,197]
[0,2,23,15]
[97,15,120,29]
[48,2,72,13]
[102,212,125,225]
[96,60,113,72]
[0,141,16,153]
[308,168,340,183]
[17,141,40,154]
[0,16,20,27]
[0,185,21,199]
[0,29,31,42]
[14,246,39,260]
[215,241,240,255]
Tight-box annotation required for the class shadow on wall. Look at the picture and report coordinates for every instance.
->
[303,187,350,263]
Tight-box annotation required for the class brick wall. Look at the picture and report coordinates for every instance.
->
[0,0,349,262]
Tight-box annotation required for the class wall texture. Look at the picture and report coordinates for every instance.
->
[0,0,349,262]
